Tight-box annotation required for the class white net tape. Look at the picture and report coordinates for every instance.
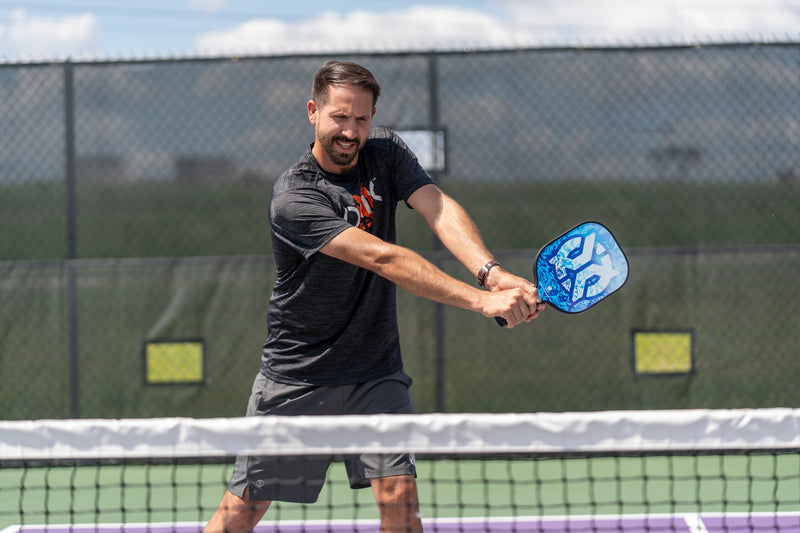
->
[3,408,800,461]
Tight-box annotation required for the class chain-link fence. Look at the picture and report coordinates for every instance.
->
[1,43,799,419]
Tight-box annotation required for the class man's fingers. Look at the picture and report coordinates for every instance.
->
[504,289,546,327]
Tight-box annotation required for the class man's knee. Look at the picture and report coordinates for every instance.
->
[373,475,419,504]
[372,475,422,532]
[204,489,271,533]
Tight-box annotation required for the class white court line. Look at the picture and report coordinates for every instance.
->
[685,513,710,533]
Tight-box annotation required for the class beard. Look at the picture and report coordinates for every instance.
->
[317,130,363,168]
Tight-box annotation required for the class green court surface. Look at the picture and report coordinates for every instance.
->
[4,454,800,529]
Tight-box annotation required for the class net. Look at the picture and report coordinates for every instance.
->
[2,409,800,532]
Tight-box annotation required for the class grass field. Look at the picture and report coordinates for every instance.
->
[2,180,800,260]
[1,179,799,418]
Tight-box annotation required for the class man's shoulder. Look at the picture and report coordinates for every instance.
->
[365,125,403,151]
[367,125,396,142]
[275,149,318,192]
[364,126,415,165]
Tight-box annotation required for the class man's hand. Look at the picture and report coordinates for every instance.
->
[484,267,546,326]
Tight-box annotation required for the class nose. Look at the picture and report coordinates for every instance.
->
[340,118,358,139]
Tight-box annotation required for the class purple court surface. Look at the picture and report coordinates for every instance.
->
[5,513,800,533]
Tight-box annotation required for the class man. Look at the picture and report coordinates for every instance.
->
[204,60,544,533]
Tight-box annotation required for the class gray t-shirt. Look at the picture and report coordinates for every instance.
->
[261,126,434,386]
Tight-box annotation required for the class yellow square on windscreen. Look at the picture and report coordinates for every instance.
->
[633,331,693,374]
[145,341,204,384]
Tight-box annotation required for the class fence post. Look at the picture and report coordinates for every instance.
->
[425,54,447,413]
[64,59,80,418]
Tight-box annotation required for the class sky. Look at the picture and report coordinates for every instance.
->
[1,0,799,61]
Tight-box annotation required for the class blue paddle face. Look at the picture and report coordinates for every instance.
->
[535,222,628,313]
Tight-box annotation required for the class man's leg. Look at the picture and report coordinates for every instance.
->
[207,374,332,532]
[371,474,423,533]
[204,488,271,533]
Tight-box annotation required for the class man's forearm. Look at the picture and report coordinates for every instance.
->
[319,226,534,323]
[321,226,484,312]
[410,186,497,285]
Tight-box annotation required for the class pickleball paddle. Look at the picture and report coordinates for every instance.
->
[495,221,628,326]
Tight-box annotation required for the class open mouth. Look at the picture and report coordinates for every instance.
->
[335,138,358,153]
[321,134,362,167]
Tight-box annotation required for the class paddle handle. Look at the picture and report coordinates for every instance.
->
[493,283,545,327]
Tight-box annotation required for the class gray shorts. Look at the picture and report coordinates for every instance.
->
[227,369,416,503]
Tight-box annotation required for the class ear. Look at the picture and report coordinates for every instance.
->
[308,100,318,125]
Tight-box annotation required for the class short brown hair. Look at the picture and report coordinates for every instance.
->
[312,60,381,109]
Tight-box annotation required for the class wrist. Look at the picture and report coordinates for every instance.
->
[477,260,501,288]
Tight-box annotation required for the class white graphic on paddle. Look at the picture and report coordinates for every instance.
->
[548,231,619,303]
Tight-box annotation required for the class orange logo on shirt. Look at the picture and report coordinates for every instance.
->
[346,179,382,231]
[353,183,374,230]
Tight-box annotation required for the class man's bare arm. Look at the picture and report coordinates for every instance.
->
[407,184,544,321]
[319,226,537,327]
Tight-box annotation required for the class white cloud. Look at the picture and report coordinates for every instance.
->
[498,0,800,43]
[0,8,98,59]
[195,1,800,56]
[195,6,521,55]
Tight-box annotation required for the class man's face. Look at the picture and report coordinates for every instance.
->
[308,85,375,173]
